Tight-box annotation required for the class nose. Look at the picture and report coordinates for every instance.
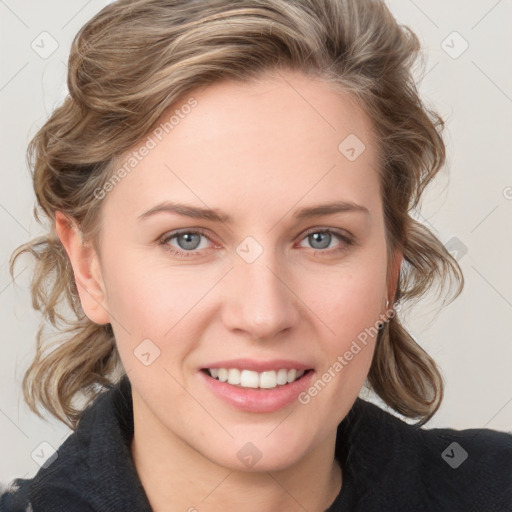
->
[221,251,301,341]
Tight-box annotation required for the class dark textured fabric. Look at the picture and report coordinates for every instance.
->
[1,376,511,511]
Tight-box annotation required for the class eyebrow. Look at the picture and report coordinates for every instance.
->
[137,200,370,223]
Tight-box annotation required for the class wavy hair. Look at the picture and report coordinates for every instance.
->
[10,0,463,429]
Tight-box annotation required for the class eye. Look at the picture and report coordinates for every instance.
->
[159,229,214,257]
[298,228,354,254]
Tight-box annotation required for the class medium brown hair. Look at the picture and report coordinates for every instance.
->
[10,0,463,429]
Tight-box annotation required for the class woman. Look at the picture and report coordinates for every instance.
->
[2,0,511,511]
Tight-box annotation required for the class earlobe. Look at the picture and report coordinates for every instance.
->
[54,211,110,325]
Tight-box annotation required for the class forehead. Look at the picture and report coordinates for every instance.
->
[103,70,380,225]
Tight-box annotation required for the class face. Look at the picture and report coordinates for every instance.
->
[84,69,399,471]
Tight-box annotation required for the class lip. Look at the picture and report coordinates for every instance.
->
[199,368,315,413]
[200,358,313,372]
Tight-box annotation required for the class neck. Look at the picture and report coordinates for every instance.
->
[130,392,342,512]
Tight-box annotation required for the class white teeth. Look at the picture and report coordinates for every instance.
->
[227,368,241,385]
[206,367,308,389]
[240,370,259,388]
[260,371,277,389]
[276,369,288,385]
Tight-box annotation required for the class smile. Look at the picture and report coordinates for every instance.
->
[203,368,309,389]
[199,366,315,413]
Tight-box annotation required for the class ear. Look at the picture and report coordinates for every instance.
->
[55,211,110,325]
[387,248,403,305]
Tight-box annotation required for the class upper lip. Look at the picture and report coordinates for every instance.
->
[201,358,313,372]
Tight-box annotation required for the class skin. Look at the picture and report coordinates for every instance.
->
[56,69,402,512]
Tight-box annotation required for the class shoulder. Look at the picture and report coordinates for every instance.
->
[0,388,112,512]
[414,422,512,510]
[340,398,512,511]
[0,434,99,512]
[0,479,95,512]
[1,378,149,512]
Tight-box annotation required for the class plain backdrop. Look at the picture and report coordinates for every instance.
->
[1,0,511,484]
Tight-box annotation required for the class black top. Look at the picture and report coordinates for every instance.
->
[1,376,511,511]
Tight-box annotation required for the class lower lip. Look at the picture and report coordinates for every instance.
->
[199,370,315,413]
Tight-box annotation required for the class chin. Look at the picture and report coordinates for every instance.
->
[199,431,312,473]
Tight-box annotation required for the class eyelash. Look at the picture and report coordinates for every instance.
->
[158,227,354,259]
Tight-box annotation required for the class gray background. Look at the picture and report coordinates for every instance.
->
[1,0,511,483]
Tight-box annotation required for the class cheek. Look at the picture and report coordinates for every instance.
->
[102,252,198,328]
[304,252,387,338]
[101,254,217,372]
[99,257,171,355]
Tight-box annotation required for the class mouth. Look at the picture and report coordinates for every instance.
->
[200,367,313,390]
[198,358,316,413]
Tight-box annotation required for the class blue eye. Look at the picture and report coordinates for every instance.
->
[159,228,354,258]
[299,228,354,253]
[171,232,202,251]
[159,229,213,257]
[305,231,335,250]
